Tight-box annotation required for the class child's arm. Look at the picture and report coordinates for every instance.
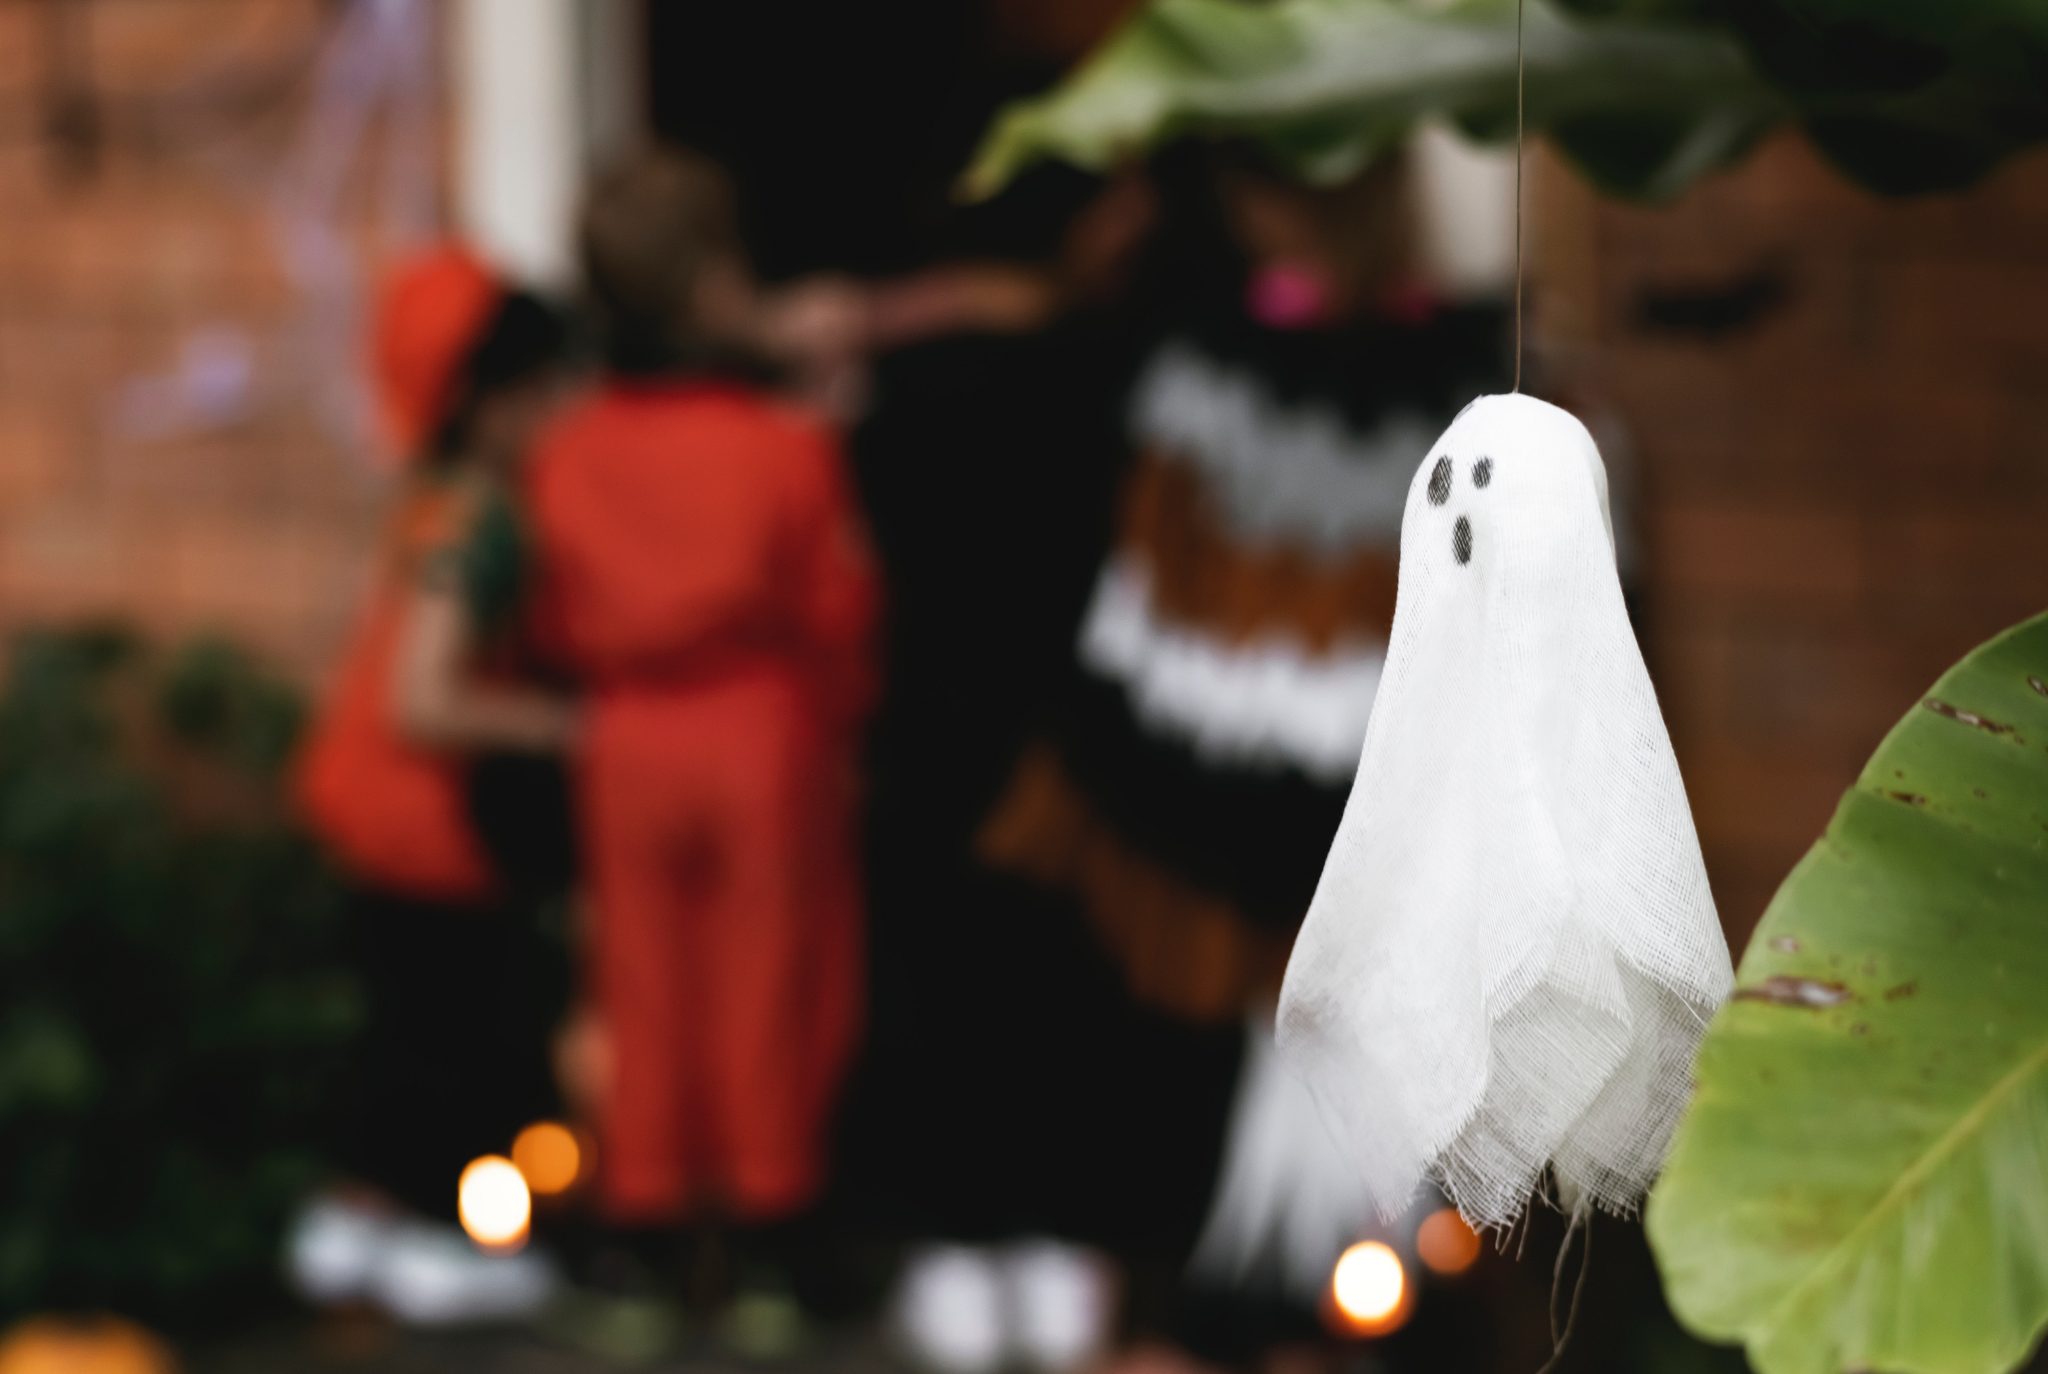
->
[391,487,578,755]
[391,582,576,754]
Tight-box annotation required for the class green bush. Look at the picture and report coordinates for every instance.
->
[0,625,356,1330]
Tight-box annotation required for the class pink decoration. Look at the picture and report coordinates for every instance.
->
[1246,263,1336,329]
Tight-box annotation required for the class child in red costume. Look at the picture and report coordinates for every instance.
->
[522,149,878,1227]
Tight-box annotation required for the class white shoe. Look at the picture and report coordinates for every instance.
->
[369,1219,560,1328]
[1002,1239,1114,1373]
[893,1244,1007,1374]
[285,1194,395,1306]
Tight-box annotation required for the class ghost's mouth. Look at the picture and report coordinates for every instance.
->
[1452,515,1473,565]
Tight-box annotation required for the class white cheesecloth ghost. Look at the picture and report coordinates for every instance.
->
[1277,393,1733,1232]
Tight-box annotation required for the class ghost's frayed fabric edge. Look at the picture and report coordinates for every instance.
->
[1277,393,1732,1235]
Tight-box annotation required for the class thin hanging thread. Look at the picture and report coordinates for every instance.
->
[1511,0,1526,394]
[1533,1205,1593,1374]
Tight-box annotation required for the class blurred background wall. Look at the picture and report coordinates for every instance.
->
[0,0,2044,944]
[0,0,400,679]
[1537,136,2048,944]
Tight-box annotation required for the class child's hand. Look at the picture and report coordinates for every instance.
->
[758,276,872,370]
[758,276,874,421]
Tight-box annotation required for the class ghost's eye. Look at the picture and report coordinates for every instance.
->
[1452,515,1473,565]
[1427,457,1453,506]
[1472,457,1493,488]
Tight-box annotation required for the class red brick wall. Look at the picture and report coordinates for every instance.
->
[1536,136,2048,949]
[0,0,413,683]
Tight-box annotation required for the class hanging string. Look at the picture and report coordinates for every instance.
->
[1533,1204,1593,1374]
[1511,0,1526,393]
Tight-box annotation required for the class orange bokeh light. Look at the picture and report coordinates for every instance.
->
[1416,1207,1482,1276]
[457,1155,531,1252]
[511,1120,584,1196]
[1324,1240,1412,1338]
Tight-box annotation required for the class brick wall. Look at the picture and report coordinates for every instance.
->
[1536,136,2048,948]
[0,0,414,683]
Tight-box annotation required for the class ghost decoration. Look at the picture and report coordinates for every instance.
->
[1278,393,1733,1232]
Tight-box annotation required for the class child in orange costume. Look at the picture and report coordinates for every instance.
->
[291,246,572,1318]
[522,149,878,1225]
[300,246,515,907]
[300,247,575,920]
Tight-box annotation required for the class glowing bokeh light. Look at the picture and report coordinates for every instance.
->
[1416,1207,1482,1276]
[1328,1240,1411,1337]
[511,1121,583,1196]
[458,1155,531,1251]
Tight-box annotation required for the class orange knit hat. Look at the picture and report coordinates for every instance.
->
[369,243,502,462]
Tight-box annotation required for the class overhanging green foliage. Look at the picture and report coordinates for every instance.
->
[968,0,2048,200]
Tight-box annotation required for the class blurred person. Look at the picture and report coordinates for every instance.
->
[749,150,1506,1370]
[512,147,878,1338]
[968,146,1510,1373]
[787,171,1246,1374]
[290,244,575,1326]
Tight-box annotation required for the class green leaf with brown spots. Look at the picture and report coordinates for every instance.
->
[1647,612,2048,1374]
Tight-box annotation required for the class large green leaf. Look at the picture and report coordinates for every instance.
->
[966,0,2048,200]
[964,0,1783,200]
[1647,613,2048,1374]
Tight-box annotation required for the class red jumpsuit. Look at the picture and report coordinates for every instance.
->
[523,381,878,1223]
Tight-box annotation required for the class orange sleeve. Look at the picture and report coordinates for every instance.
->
[786,428,881,730]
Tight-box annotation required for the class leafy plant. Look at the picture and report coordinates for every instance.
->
[966,0,2048,200]
[1647,613,2048,1374]
[1714,0,2048,195]
[0,626,356,1330]
[967,0,1777,200]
